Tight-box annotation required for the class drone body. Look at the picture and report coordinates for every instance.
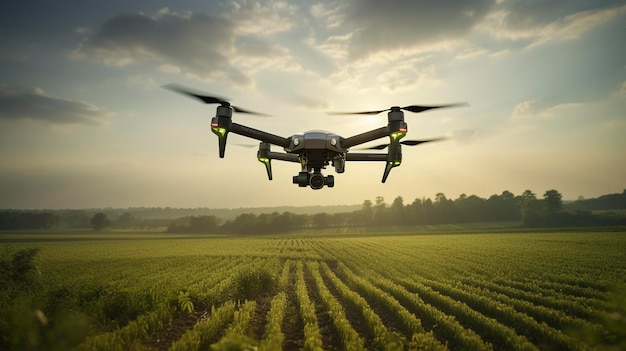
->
[166,84,464,189]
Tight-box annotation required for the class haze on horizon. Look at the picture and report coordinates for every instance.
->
[0,0,625,210]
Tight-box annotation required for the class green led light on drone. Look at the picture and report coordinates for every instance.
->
[211,126,227,137]
[390,131,406,140]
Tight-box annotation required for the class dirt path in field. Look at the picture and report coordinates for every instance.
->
[327,262,409,338]
[304,261,342,350]
[319,261,375,349]
[144,302,211,351]
[246,295,272,340]
[282,267,305,350]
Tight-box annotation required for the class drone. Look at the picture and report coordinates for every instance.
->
[165,84,466,190]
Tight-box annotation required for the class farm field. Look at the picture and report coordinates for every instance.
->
[2,230,626,350]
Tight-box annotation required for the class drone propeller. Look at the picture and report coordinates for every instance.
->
[327,103,467,115]
[364,137,448,150]
[163,84,268,115]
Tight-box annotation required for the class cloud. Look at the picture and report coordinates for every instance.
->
[222,0,297,35]
[232,36,300,74]
[71,8,244,85]
[71,6,300,87]
[511,100,540,118]
[620,81,626,96]
[528,5,626,48]
[451,129,477,145]
[338,0,494,60]
[478,3,626,49]
[304,0,625,86]
[0,84,110,125]
[500,1,624,30]
[455,46,489,60]
[310,2,345,29]
[377,63,441,92]
[292,95,330,110]
[302,0,496,90]
[511,99,581,120]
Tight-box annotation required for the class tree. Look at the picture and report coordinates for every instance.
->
[354,199,373,226]
[91,213,111,231]
[520,190,545,227]
[189,215,219,233]
[434,193,454,223]
[115,212,137,228]
[422,198,435,224]
[270,212,301,233]
[373,196,389,225]
[230,213,257,233]
[390,196,406,224]
[312,212,330,228]
[499,190,520,221]
[0,212,59,230]
[457,194,486,222]
[543,189,563,214]
[407,198,424,225]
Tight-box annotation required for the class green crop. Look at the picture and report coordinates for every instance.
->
[0,230,624,350]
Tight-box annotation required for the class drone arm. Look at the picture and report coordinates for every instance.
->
[347,147,403,183]
[257,144,300,181]
[231,123,291,148]
[346,153,388,162]
[341,127,389,149]
[268,152,299,163]
[381,143,403,183]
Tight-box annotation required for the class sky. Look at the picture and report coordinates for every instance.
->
[0,0,625,210]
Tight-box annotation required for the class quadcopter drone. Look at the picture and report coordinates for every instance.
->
[165,84,466,190]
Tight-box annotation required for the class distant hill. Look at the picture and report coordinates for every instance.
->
[568,189,626,211]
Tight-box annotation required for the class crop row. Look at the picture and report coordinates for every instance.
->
[294,260,324,351]
[306,261,367,351]
[317,261,404,350]
[24,232,625,350]
[318,238,600,350]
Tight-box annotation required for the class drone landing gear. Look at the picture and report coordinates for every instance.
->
[293,171,334,190]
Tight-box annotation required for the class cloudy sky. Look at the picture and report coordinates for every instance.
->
[1,0,624,209]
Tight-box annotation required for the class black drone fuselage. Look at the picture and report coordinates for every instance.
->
[210,105,408,189]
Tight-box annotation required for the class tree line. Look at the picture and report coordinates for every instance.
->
[2,189,625,232]
[569,189,626,211]
[167,189,626,234]
[0,210,149,231]
[0,212,59,230]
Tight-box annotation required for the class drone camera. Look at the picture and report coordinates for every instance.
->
[309,173,325,189]
[325,175,335,188]
[293,172,334,189]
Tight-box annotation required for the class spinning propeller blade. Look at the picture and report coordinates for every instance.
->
[401,103,468,113]
[327,108,389,116]
[327,102,467,115]
[163,84,268,115]
[364,137,448,150]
